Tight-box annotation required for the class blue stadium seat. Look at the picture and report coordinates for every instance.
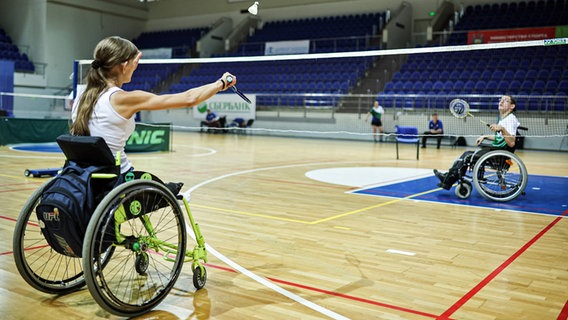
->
[485,80,498,93]
[497,80,509,92]
[520,80,533,92]
[545,80,558,93]
[508,80,522,93]
[558,80,568,92]
[453,80,465,93]
[491,70,503,81]
[480,70,492,80]
[474,81,486,93]
[464,80,475,93]
[532,80,546,94]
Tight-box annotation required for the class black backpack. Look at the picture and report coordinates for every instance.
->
[35,135,120,257]
[36,162,116,257]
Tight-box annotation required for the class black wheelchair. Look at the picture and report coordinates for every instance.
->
[453,147,528,202]
[13,135,208,317]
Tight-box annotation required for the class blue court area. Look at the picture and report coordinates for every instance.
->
[11,143,61,153]
[352,174,568,216]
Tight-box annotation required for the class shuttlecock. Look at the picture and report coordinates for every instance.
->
[248,1,259,15]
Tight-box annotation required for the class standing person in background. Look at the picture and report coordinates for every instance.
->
[365,100,385,142]
[421,112,444,149]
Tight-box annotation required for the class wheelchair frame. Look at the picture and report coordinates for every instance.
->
[13,136,208,317]
[453,148,528,202]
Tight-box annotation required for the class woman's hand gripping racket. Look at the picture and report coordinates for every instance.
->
[449,98,489,127]
[226,75,251,104]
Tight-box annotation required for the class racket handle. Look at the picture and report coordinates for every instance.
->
[226,75,234,84]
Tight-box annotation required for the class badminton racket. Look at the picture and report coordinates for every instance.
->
[226,75,251,104]
[449,98,489,127]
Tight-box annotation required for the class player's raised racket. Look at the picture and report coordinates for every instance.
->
[226,75,251,104]
[449,98,489,127]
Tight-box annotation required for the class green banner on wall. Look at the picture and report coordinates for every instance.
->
[0,117,69,145]
[0,118,171,153]
[126,123,171,153]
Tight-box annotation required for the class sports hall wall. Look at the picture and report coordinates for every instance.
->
[1,0,510,92]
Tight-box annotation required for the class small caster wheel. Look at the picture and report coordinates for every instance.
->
[455,180,472,199]
[135,252,149,274]
[193,266,207,289]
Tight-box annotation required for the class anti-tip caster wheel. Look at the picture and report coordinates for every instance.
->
[193,266,207,289]
[135,252,149,275]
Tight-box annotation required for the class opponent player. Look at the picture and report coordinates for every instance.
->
[433,95,520,190]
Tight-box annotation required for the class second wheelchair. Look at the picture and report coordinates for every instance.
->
[451,148,528,202]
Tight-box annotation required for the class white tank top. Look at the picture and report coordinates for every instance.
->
[72,87,135,173]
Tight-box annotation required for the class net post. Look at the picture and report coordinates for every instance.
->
[72,60,78,100]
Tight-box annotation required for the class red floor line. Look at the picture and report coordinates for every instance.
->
[438,209,568,320]
[0,241,439,318]
[558,300,568,320]
[0,215,18,223]
[267,277,440,319]
[3,212,565,319]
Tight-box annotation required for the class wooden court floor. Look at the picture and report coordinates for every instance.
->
[1,131,567,320]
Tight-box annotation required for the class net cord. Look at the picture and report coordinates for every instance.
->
[76,38,568,65]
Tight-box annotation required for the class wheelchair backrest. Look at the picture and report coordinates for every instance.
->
[56,135,117,168]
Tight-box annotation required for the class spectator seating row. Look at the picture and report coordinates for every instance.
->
[232,12,384,56]
[448,0,568,45]
[163,57,373,106]
[122,64,181,92]
[0,28,34,72]
[132,27,209,57]
[126,11,384,103]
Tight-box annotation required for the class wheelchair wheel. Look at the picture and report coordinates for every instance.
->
[12,181,86,294]
[473,150,528,202]
[455,180,472,199]
[82,180,187,317]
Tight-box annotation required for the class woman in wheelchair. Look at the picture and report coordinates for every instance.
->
[433,95,520,190]
[71,36,237,186]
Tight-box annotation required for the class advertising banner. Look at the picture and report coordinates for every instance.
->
[193,94,256,120]
[125,123,171,152]
[265,40,310,55]
[467,27,556,44]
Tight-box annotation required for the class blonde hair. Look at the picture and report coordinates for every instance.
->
[70,36,139,136]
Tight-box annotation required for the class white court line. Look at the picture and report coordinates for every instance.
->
[182,161,374,320]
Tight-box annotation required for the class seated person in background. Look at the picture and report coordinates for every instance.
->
[229,117,246,128]
[201,109,221,131]
[422,112,444,149]
[433,95,519,190]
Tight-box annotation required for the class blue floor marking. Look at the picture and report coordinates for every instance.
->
[11,143,62,153]
[352,174,568,216]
